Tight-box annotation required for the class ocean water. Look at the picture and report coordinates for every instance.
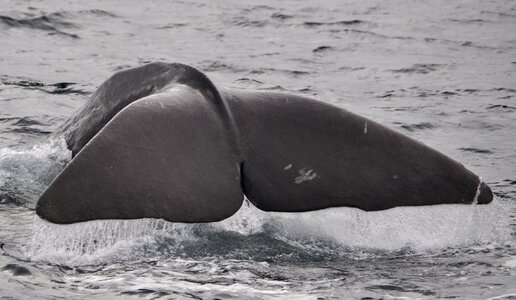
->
[0,0,515,299]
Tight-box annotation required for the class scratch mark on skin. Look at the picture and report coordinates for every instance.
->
[284,164,292,170]
[194,89,204,98]
[472,179,483,204]
[364,122,368,134]
[295,168,317,184]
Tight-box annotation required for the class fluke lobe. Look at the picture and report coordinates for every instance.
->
[35,62,493,224]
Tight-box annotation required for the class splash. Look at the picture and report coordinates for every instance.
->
[25,197,510,265]
[0,137,70,206]
[268,199,510,251]
[26,217,195,265]
[26,200,269,265]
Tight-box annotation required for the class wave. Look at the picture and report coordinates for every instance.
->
[398,122,436,131]
[313,46,334,53]
[270,13,294,20]
[459,147,493,154]
[0,15,79,38]
[77,9,118,18]
[198,61,247,73]
[303,20,365,27]
[389,64,446,74]
[2,78,90,95]
[226,16,269,28]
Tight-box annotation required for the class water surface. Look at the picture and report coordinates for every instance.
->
[1,0,515,299]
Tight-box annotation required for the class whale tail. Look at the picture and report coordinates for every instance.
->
[37,63,244,224]
[224,89,492,213]
[36,63,493,224]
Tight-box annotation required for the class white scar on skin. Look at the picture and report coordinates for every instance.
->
[472,179,483,204]
[364,122,368,134]
[295,168,317,184]
[284,164,292,170]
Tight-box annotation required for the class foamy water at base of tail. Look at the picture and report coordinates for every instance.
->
[26,198,510,266]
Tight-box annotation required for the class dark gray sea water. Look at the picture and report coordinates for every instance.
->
[0,0,515,299]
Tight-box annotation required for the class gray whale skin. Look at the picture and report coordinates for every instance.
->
[35,62,493,224]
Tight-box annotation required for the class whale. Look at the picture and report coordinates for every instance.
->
[35,62,493,224]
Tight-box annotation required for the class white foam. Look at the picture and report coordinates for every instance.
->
[504,258,516,268]
[265,199,510,251]
[0,137,70,205]
[25,198,511,265]
[26,217,195,265]
[215,197,510,251]
[211,200,267,235]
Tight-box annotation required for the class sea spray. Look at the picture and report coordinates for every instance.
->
[25,198,510,265]
[0,137,70,205]
[26,217,195,265]
[268,198,510,251]
[25,199,268,265]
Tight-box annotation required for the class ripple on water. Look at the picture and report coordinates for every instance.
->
[0,14,79,38]
[0,0,514,297]
[1,76,90,95]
